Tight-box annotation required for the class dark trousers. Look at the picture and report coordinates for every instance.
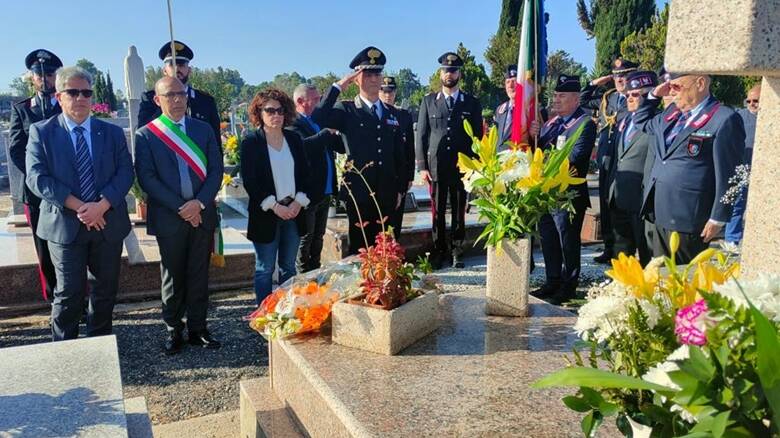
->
[24,203,57,301]
[157,223,211,333]
[297,196,331,273]
[653,225,708,265]
[390,192,407,240]
[611,204,651,266]
[539,204,587,292]
[346,199,393,255]
[598,173,615,254]
[48,227,123,341]
[430,180,467,254]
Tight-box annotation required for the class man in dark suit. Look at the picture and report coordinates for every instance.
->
[725,83,760,243]
[311,47,407,255]
[531,75,596,305]
[416,52,483,268]
[8,49,63,301]
[289,83,344,272]
[607,71,659,266]
[26,66,134,341]
[138,41,221,146]
[135,77,223,354]
[379,76,415,239]
[580,58,639,264]
[636,73,745,263]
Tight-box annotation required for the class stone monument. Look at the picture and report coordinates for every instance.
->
[124,45,145,158]
[664,0,780,278]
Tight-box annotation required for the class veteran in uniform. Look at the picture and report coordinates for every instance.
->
[607,71,658,266]
[530,75,596,305]
[379,76,415,238]
[138,40,221,145]
[494,64,518,151]
[580,58,638,264]
[416,52,483,269]
[311,47,407,255]
[8,49,64,301]
[636,73,745,263]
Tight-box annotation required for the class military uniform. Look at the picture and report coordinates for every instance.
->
[8,49,63,301]
[607,71,658,266]
[494,64,518,150]
[137,41,221,145]
[415,52,483,267]
[311,47,407,254]
[580,59,638,262]
[636,81,746,263]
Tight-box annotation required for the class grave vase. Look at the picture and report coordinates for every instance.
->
[485,237,531,317]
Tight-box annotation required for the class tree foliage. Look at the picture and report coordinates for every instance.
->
[8,76,33,97]
[485,0,523,91]
[544,50,588,105]
[577,0,656,75]
[498,0,524,34]
[76,58,100,78]
[427,43,497,109]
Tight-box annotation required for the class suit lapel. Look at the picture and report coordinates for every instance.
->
[664,99,716,159]
[434,93,449,119]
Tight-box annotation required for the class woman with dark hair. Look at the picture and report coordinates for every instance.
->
[241,88,311,304]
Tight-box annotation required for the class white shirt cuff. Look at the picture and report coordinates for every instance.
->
[648,91,660,101]
[332,83,341,92]
[261,195,277,211]
[294,192,310,208]
[708,219,726,227]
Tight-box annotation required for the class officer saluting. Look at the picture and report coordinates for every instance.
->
[311,46,407,255]
[416,52,483,268]
[8,49,64,301]
[138,40,221,145]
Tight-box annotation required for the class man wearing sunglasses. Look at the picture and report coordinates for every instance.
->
[580,58,639,264]
[138,40,221,147]
[9,49,64,303]
[416,52,483,269]
[635,73,745,263]
[311,46,407,255]
[26,66,134,341]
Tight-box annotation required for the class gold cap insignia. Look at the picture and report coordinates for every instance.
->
[367,49,381,65]
[174,42,184,51]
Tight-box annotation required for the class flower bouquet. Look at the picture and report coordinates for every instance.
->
[247,281,341,340]
[223,134,240,167]
[91,102,113,118]
[534,235,780,437]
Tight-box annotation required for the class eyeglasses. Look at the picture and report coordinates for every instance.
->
[626,91,645,98]
[746,99,759,104]
[159,91,188,100]
[669,78,697,92]
[262,107,285,115]
[62,89,93,98]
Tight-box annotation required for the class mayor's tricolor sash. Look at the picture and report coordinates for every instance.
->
[147,114,208,181]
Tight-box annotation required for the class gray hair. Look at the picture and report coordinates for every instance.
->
[292,83,318,101]
[55,66,93,92]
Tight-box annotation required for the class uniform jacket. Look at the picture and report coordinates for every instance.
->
[581,85,629,181]
[240,128,311,243]
[8,95,62,205]
[389,105,415,186]
[138,87,221,147]
[25,115,133,244]
[608,106,659,213]
[538,107,597,208]
[311,86,406,207]
[288,114,344,204]
[636,96,746,234]
[134,116,223,237]
[415,91,483,183]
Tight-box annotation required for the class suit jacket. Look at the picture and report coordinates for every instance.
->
[581,85,629,180]
[636,96,746,234]
[415,91,483,183]
[8,95,62,205]
[240,128,311,243]
[538,107,597,208]
[737,108,757,165]
[134,116,224,237]
[494,100,513,149]
[608,108,658,213]
[311,86,406,207]
[389,105,415,186]
[288,113,344,204]
[138,87,221,147]
[25,115,133,244]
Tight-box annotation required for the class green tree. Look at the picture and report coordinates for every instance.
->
[9,76,33,97]
[76,58,100,78]
[543,50,588,105]
[427,43,497,108]
[144,66,163,90]
[105,71,118,110]
[498,0,524,34]
[485,0,524,91]
[189,67,246,116]
[93,72,107,105]
[392,68,422,107]
[577,0,656,75]
[308,73,341,95]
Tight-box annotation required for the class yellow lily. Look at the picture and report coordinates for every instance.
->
[605,253,659,300]
[458,153,482,173]
[516,148,545,190]
[492,179,507,197]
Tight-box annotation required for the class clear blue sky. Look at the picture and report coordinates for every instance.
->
[1,0,666,94]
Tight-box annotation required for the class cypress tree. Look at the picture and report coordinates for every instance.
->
[105,71,118,110]
[485,0,524,90]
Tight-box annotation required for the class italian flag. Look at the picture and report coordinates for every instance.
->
[511,0,548,148]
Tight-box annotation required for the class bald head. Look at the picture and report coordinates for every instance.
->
[155,76,185,95]
[153,76,188,120]
[746,84,761,114]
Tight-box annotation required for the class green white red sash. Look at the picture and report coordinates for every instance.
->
[147,114,208,181]
[211,206,225,267]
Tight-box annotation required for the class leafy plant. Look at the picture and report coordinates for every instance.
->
[130,177,146,202]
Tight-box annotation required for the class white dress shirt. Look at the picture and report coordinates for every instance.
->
[260,138,310,211]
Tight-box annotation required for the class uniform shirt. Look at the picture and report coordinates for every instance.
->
[358,95,383,119]
[441,89,461,108]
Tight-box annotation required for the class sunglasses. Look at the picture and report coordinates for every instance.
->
[626,91,645,98]
[165,60,189,67]
[62,89,93,98]
[262,107,285,115]
[159,91,188,100]
[442,67,460,74]
[746,99,759,104]
[669,78,697,92]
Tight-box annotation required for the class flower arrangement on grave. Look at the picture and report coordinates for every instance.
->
[247,282,341,340]
[534,234,780,437]
[91,103,113,118]
[223,134,240,166]
[457,120,585,250]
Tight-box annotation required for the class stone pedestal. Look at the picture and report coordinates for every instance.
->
[2,130,26,217]
[485,237,531,316]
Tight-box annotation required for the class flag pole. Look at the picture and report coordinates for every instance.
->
[533,0,540,150]
[166,0,177,64]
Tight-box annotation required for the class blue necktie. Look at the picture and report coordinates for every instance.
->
[73,126,97,202]
[623,116,636,149]
[665,112,691,148]
[308,116,334,196]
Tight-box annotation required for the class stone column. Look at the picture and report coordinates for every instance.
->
[664,0,780,278]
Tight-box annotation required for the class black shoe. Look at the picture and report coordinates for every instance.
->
[188,330,221,349]
[548,289,577,306]
[164,331,185,355]
[531,283,560,298]
[593,251,613,264]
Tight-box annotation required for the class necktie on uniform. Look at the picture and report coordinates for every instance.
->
[664,111,691,149]
[176,123,194,199]
[446,95,454,111]
[73,126,97,202]
[623,115,636,149]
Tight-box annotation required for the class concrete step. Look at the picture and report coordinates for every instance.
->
[153,410,239,438]
[240,377,305,438]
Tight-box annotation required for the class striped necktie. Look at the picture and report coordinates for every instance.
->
[73,126,97,202]
[665,111,691,148]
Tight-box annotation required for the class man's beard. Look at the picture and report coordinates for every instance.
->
[441,77,459,88]
[177,72,189,84]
